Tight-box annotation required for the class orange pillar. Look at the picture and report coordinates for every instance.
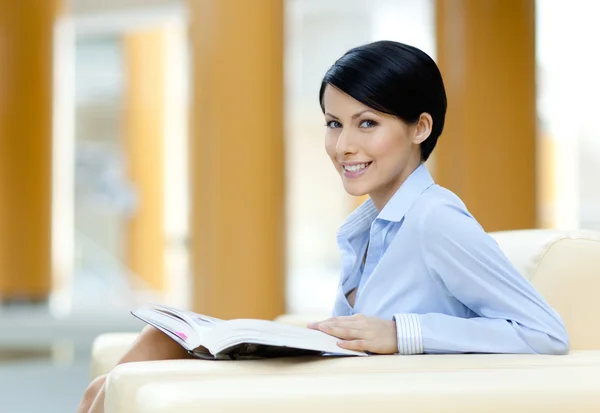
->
[123,29,167,291]
[0,1,57,302]
[188,0,285,319]
[435,0,536,231]
[537,130,556,228]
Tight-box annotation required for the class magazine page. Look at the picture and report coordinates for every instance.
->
[154,304,224,328]
[204,319,366,358]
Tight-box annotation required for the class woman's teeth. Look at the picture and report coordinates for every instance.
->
[343,162,370,172]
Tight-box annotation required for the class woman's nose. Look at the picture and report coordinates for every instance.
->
[336,130,357,156]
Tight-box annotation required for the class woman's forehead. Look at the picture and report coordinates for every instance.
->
[322,85,371,113]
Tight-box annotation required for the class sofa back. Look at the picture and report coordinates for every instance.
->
[491,229,600,350]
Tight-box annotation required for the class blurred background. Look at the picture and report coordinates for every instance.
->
[0,0,599,411]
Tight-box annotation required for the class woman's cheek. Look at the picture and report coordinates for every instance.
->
[324,134,337,161]
[367,133,405,166]
[367,134,393,156]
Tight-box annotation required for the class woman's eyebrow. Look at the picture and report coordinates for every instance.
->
[325,110,374,120]
[351,110,373,119]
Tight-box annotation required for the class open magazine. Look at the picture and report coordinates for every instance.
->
[131,304,367,360]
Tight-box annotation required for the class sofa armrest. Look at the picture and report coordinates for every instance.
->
[91,332,139,379]
[103,350,600,413]
[134,366,600,413]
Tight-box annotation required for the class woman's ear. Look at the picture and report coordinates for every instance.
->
[412,113,433,145]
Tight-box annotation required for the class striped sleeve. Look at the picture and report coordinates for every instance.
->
[393,313,424,355]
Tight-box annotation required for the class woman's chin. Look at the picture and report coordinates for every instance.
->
[342,182,370,198]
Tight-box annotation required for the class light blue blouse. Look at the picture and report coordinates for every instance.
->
[332,164,569,355]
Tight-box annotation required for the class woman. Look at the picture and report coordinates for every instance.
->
[77,40,568,413]
[305,40,568,355]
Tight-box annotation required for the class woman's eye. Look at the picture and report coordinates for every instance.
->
[359,119,377,128]
[326,120,342,129]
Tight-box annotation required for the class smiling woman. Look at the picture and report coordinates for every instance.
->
[308,41,569,357]
[319,41,445,211]
[322,86,432,211]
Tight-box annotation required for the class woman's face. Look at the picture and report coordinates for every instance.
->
[322,85,427,210]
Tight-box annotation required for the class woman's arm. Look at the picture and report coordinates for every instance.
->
[393,203,569,355]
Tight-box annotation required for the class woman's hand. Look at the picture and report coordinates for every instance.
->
[307,314,398,354]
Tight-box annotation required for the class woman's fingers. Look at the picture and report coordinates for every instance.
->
[306,317,335,330]
[307,315,358,330]
[318,323,366,340]
[336,339,367,351]
[306,321,320,330]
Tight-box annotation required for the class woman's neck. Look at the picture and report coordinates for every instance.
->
[369,159,423,212]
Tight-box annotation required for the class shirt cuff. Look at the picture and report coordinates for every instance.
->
[393,313,424,355]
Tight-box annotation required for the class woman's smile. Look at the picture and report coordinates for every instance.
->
[341,161,372,178]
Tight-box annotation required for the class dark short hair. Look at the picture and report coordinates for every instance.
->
[319,41,447,162]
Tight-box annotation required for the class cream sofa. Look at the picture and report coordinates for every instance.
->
[92,229,600,413]
[135,367,600,413]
